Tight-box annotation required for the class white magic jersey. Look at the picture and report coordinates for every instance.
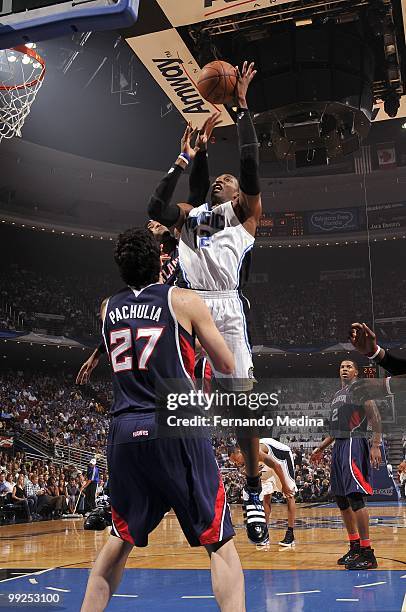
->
[260,438,297,493]
[178,201,254,291]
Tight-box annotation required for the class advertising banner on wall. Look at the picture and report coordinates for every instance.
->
[306,208,359,234]
[367,201,406,231]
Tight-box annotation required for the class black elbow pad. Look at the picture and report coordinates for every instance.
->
[147,197,180,228]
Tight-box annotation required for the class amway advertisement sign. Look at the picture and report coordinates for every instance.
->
[156,0,295,27]
[126,29,234,129]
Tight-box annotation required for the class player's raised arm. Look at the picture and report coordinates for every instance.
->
[234,62,261,236]
[187,112,222,207]
[171,288,235,375]
[147,124,195,230]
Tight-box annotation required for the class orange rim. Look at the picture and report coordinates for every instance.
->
[0,45,46,91]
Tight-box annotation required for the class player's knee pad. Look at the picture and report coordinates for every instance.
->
[348,493,365,512]
[335,495,350,510]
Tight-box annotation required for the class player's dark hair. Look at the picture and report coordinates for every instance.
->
[114,227,160,289]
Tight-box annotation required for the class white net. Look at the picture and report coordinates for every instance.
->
[0,45,45,141]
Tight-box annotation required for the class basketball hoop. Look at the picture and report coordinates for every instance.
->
[0,45,45,141]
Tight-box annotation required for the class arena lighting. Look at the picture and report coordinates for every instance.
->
[8,53,16,62]
[185,2,404,162]
[402,122,406,129]
[296,18,312,27]
[21,54,30,65]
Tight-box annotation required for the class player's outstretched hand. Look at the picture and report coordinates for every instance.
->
[180,123,198,160]
[370,444,382,469]
[76,353,100,385]
[235,61,257,107]
[195,111,222,152]
[350,378,387,403]
[349,322,378,356]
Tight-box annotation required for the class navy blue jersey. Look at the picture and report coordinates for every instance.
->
[160,244,189,288]
[103,284,195,416]
[329,381,368,439]
[160,245,179,286]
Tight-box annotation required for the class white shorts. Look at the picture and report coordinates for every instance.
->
[260,442,298,497]
[262,475,279,496]
[194,290,254,392]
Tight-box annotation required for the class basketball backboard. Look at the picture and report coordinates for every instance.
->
[0,0,139,50]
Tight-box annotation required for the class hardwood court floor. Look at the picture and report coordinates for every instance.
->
[1,503,405,571]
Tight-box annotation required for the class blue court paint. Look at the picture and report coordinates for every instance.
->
[0,569,405,611]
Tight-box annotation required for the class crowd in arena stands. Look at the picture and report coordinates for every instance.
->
[292,446,332,503]
[245,270,406,346]
[0,266,114,340]
[0,371,110,453]
[1,265,406,346]
[0,450,107,523]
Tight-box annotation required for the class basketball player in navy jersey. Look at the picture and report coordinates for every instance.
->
[81,228,245,612]
[310,360,382,570]
[148,62,269,546]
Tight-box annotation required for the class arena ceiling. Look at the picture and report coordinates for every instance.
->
[0,0,406,231]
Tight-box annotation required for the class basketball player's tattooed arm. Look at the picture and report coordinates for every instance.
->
[171,288,235,374]
[187,113,222,207]
[310,436,335,463]
[233,62,262,237]
[364,400,382,468]
[259,448,295,498]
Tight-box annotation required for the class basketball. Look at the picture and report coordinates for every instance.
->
[197,60,237,105]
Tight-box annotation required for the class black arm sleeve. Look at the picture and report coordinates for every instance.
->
[237,108,260,196]
[147,162,184,227]
[187,150,210,207]
[377,350,406,375]
[97,340,107,355]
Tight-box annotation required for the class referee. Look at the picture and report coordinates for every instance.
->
[84,458,99,514]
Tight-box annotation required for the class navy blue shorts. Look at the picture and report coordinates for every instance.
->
[331,437,372,497]
[107,412,235,547]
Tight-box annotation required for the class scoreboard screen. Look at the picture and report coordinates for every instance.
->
[362,366,377,378]
[258,212,305,238]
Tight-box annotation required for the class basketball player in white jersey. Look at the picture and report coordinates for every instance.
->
[231,439,297,548]
[148,62,268,545]
[259,438,297,547]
